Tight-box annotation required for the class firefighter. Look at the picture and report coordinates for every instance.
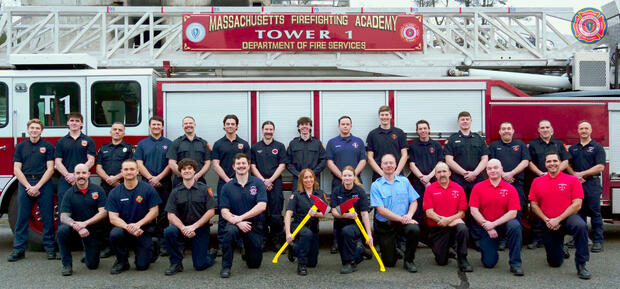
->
[95,122,133,258]
[251,121,288,252]
[134,116,173,257]
[212,114,251,254]
[8,118,56,262]
[488,121,530,250]
[54,112,96,207]
[219,153,267,278]
[286,117,326,190]
[529,152,591,280]
[167,116,211,186]
[284,169,326,276]
[423,162,471,272]
[330,166,372,274]
[57,164,108,276]
[370,154,421,272]
[470,159,523,276]
[325,116,367,254]
[526,120,571,250]
[163,158,217,275]
[567,121,605,253]
[106,160,161,274]
[408,119,444,223]
[366,105,408,182]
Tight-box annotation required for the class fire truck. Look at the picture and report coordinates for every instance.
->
[0,2,618,248]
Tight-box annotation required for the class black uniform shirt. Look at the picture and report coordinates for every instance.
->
[330,184,369,227]
[570,140,605,179]
[166,135,212,172]
[54,133,96,173]
[105,181,161,231]
[96,141,134,175]
[133,136,173,176]
[366,126,407,165]
[13,138,55,175]
[528,137,571,172]
[286,137,326,177]
[219,176,267,224]
[286,189,326,231]
[60,183,107,231]
[489,139,531,181]
[165,181,217,225]
[211,135,251,179]
[408,138,444,175]
[444,131,490,171]
[251,140,288,178]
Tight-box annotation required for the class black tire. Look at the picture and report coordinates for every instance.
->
[7,190,46,252]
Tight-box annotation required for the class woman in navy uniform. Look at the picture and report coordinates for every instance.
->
[330,166,372,274]
[284,168,326,276]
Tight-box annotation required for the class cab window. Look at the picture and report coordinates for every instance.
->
[91,81,141,126]
[0,82,7,128]
[29,82,80,127]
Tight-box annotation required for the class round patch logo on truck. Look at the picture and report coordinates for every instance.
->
[185,22,206,43]
[400,23,420,43]
[571,8,607,44]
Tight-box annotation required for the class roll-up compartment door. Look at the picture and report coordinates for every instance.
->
[258,91,312,144]
[320,90,386,192]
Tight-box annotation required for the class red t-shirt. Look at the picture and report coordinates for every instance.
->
[528,172,584,218]
[469,179,520,222]
[423,181,467,227]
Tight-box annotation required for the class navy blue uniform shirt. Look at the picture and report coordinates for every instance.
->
[166,135,211,172]
[133,135,172,176]
[165,181,217,225]
[444,131,490,171]
[489,139,530,181]
[408,138,444,175]
[54,133,96,173]
[329,184,369,227]
[570,140,605,179]
[13,138,55,175]
[250,140,288,178]
[60,183,107,231]
[286,189,326,231]
[105,181,161,231]
[366,126,407,165]
[219,176,267,224]
[325,135,367,170]
[286,137,326,177]
[211,135,251,179]
[96,141,134,175]
[528,137,571,172]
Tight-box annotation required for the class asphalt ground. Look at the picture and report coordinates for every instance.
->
[0,219,619,289]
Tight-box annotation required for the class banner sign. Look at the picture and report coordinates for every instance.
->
[182,14,423,51]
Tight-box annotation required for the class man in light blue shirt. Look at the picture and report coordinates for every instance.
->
[370,154,421,273]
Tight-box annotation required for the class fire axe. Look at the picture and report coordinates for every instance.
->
[339,197,386,272]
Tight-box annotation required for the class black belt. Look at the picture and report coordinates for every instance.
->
[25,174,43,179]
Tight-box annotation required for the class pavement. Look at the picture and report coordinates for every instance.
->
[0,221,619,289]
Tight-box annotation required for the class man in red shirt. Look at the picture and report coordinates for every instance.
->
[423,162,472,272]
[529,152,590,280]
[470,159,523,276]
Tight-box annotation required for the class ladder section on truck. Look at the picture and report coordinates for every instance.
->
[0,5,591,76]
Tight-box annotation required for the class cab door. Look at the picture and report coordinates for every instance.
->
[0,78,13,176]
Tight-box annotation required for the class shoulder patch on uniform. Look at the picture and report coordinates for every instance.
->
[563,144,568,151]
[206,143,212,150]
[208,188,213,197]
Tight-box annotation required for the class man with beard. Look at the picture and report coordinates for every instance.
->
[57,164,108,276]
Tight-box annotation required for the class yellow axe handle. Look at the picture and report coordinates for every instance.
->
[272,204,317,263]
[349,208,386,272]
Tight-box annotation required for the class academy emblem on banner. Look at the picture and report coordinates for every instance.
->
[571,8,607,44]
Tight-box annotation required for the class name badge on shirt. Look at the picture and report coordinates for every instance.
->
[120,198,129,202]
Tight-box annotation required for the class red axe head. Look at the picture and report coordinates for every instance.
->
[310,195,328,214]
[339,197,359,213]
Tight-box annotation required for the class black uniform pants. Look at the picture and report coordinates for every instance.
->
[221,222,264,269]
[57,224,101,268]
[374,220,420,267]
[580,178,604,244]
[109,227,153,270]
[451,174,485,242]
[428,224,469,266]
[266,178,284,246]
[335,223,364,265]
[542,215,590,267]
[164,225,214,270]
[292,225,319,266]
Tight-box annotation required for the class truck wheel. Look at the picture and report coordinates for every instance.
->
[7,192,58,252]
